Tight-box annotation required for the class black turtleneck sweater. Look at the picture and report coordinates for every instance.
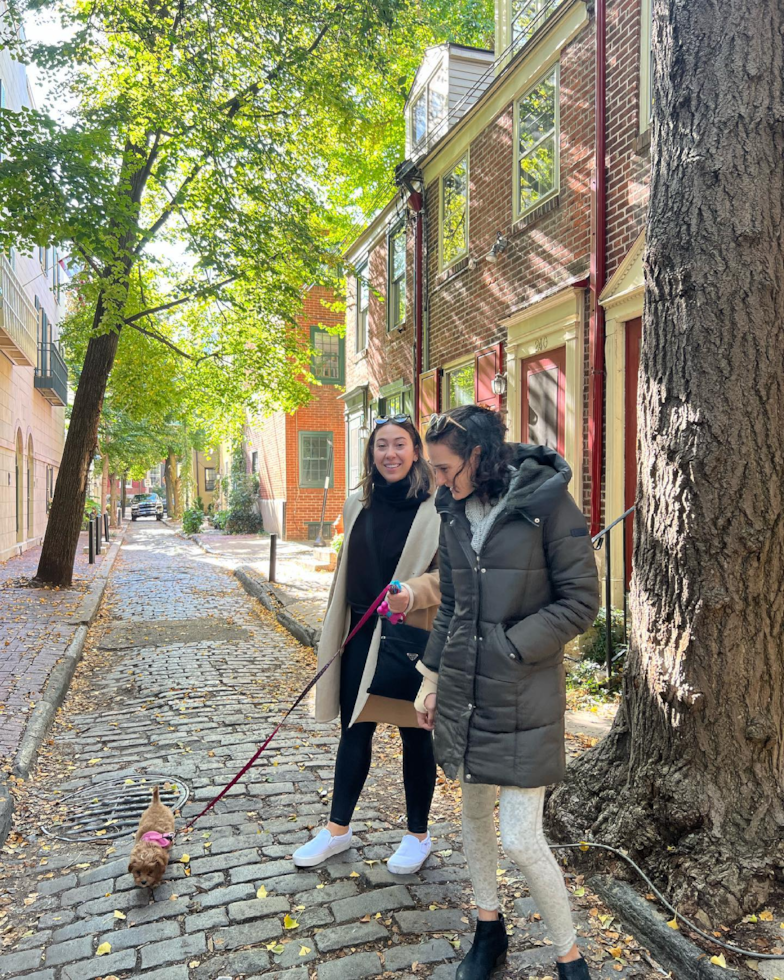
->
[345,474,426,613]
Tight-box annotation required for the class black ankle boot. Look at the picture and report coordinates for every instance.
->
[456,914,508,980]
[557,954,591,979]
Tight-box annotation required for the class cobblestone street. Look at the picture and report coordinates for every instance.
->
[1,523,658,980]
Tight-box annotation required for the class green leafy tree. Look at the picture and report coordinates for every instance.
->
[0,0,494,584]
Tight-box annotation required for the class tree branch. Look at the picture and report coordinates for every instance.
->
[123,275,237,324]
[127,320,225,364]
[134,161,204,254]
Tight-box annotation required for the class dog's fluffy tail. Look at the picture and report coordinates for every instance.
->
[152,785,160,804]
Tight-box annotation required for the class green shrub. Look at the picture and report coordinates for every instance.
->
[331,533,344,554]
[182,508,203,534]
[193,495,205,513]
[222,444,263,535]
[210,509,230,530]
[82,497,100,529]
[225,511,264,535]
[580,606,628,668]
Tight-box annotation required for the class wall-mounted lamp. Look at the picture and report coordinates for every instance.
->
[486,232,509,264]
[395,159,424,198]
[359,421,370,441]
[491,372,507,396]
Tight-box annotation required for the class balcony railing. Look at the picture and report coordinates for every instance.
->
[34,341,68,407]
[0,254,38,366]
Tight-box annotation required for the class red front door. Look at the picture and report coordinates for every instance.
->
[624,318,642,584]
[521,348,566,455]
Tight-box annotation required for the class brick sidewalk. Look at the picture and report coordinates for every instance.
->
[0,532,115,759]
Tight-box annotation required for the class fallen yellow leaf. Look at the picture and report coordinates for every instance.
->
[96,942,112,956]
[710,954,727,968]
[283,914,299,930]
[760,910,774,921]
[256,885,268,899]
[113,910,126,920]
[666,918,679,930]
[299,945,312,956]
[88,758,102,765]
[180,854,190,864]
[349,871,360,878]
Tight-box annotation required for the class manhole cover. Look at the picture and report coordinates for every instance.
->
[41,774,190,843]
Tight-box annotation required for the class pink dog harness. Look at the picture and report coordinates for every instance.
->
[142,831,173,848]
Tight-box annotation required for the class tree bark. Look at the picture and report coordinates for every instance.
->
[173,458,182,519]
[547,0,784,924]
[121,471,128,516]
[109,472,119,528]
[36,297,122,585]
[164,452,175,516]
[101,453,110,516]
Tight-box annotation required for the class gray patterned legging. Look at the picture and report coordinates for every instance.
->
[460,776,577,958]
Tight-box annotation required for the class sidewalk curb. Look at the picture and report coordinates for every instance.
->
[588,875,730,980]
[235,565,321,648]
[165,518,324,651]
[10,525,128,786]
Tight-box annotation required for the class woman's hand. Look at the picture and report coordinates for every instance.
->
[386,584,411,614]
[416,692,437,731]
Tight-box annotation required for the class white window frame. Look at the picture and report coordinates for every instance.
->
[513,62,560,223]
[639,0,653,134]
[387,222,406,331]
[409,64,448,153]
[356,263,369,352]
[439,151,470,271]
[443,358,475,409]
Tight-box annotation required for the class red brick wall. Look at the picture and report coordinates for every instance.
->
[605,0,649,282]
[248,286,346,541]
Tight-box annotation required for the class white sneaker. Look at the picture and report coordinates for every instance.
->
[387,833,432,874]
[292,827,353,868]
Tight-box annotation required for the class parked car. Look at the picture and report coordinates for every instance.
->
[131,493,164,521]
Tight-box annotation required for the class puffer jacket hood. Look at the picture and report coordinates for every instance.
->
[423,443,599,788]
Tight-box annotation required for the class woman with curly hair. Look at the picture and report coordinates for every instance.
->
[415,404,600,980]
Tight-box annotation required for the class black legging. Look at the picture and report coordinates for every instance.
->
[329,614,436,833]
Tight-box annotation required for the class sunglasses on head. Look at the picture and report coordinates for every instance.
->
[428,413,467,433]
[374,414,411,426]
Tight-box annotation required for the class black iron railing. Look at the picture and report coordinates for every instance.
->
[34,341,68,407]
[592,505,635,677]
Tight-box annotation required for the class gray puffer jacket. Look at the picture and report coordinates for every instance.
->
[421,444,600,788]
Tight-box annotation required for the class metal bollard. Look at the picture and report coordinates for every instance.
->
[88,518,95,564]
[95,513,101,556]
[104,512,110,542]
[117,505,122,527]
[269,533,277,583]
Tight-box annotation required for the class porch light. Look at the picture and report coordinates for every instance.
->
[491,372,507,396]
[486,232,509,264]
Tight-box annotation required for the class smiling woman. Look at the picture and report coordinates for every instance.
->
[299,415,442,875]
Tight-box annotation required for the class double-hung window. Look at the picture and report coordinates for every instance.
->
[516,65,559,218]
[511,0,563,49]
[441,155,469,269]
[445,362,476,408]
[311,327,344,384]
[299,432,333,488]
[410,65,447,153]
[388,223,406,330]
[356,265,368,352]
[204,467,216,492]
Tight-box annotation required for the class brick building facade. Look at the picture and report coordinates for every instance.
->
[246,287,346,541]
[344,0,651,600]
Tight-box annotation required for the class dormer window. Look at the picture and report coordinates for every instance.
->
[409,65,447,153]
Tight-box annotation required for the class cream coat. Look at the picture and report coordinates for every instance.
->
[314,489,441,727]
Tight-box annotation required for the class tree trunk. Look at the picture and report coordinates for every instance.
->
[547,0,784,925]
[101,454,110,516]
[121,471,128,516]
[109,472,119,528]
[36,300,122,586]
[173,459,182,519]
[164,452,175,516]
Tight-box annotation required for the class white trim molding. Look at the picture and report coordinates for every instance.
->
[502,283,585,503]
[600,230,644,605]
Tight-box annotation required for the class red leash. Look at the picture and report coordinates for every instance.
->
[182,583,396,833]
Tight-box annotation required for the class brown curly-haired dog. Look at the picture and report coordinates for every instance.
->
[128,786,175,889]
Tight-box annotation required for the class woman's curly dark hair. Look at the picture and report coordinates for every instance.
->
[425,405,513,503]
